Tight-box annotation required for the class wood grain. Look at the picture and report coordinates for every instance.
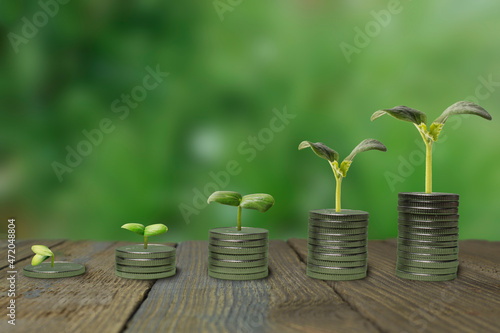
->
[124,240,379,333]
[0,241,175,333]
[288,238,500,333]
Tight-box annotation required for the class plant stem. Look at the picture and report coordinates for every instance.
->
[237,206,242,231]
[144,236,148,249]
[425,141,433,194]
[335,176,342,212]
[51,255,54,267]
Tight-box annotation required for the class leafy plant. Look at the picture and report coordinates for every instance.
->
[207,191,275,231]
[371,101,492,193]
[299,139,387,212]
[121,223,168,249]
[31,245,55,267]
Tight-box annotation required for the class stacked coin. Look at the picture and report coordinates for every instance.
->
[307,209,369,281]
[396,192,459,281]
[23,262,85,279]
[115,244,176,279]
[208,227,269,280]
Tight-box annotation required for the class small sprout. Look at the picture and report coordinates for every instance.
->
[299,139,387,212]
[207,191,275,231]
[31,245,55,267]
[371,101,492,193]
[121,223,168,249]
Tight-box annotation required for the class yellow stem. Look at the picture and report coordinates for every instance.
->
[425,141,433,193]
[51,255,54,267]
[336,176,342,212]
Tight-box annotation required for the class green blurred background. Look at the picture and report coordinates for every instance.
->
[1,0,499,243]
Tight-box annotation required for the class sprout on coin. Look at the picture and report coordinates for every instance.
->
[31,245,55,267]
[207,191,275,231]
[121,223,168,249]
[299,139,387,212]
[371,101,492,193]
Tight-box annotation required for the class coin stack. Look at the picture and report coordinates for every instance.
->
[23,262,86,279]
[115,244,176,279]
[307,209,369,281]
[208,227,269,280]
[396,192,459,281]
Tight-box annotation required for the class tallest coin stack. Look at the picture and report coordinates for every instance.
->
[396,192,460,281]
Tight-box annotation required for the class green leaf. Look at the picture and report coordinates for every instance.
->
[31,254,49,266]
[298,141,339,162]
[31,245,53,257]
[433,101,492,125]
[371,106,427,125]
[121,223,145,235]
[240,193,275,213]
[343,139,387,163]
[207,191,242,206]
[144,224,168,237]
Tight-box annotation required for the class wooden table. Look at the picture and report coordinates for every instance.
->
[1,239,499,333]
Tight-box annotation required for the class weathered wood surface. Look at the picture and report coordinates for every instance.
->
[288,239,500,333]
[1,239,499,333]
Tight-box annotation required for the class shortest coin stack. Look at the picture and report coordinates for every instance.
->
[307,209,369,281]
[115,244,176,279]
[208,227,269,280]
[396,192,459,281]
[23,262,85,279]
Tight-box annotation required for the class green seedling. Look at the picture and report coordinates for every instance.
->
[371,101,492,193]
[31,245,55,267]
[207,191,275,231]
[121,223,168,249]
[299,139,387,212]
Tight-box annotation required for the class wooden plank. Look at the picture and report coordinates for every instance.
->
[0,241,175,333]
[124,240,379,333]
[0,239,65,270]
[288,238,500,333]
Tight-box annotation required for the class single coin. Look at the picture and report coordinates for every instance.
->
[398,232,459,242]
[308,238,367,247]
[306,269,366,281]
[307,263,367,275]
[309,217,368,223]
[397,251,458,261]
[208,270,268,281]
[397,258,459,268]
[398,219,458,228]
[208,257,268,268]
[308,226,368,235]
[398,213,460,222]
[309,220,369,229]
[398,200,459,208]
[309,209,369,221]
[209,227,268,241]
[309,231,368,241]
[209,238,268,248]
[115,256,176,266]
[209,252,267,261]
[307,257,367,267]
[208,265,267,274]
[397,238,458,247]
[116,263,175,273]
[397,244,459,255]
[396,264,458,275]
[398,226,459,235]
[308,251,368,262]
[398,192,459,201]
[208,244,268,255]
[23,262,85,279]
[115,269,176,280]
[115,244,176,259]
[398,206,459,215]
[395,269,457,281]
[308,244,367,255]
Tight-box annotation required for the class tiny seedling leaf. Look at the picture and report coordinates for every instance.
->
[31,254,49,266]
[240,193,275,213]
[298,141,339,162]
[207,191,242,206]
[371,106,427,125]
[344,139,387,163]
[144,224,168,237]
[433,101,492,125]
[31,245,53,257]
[121,223,145,235]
